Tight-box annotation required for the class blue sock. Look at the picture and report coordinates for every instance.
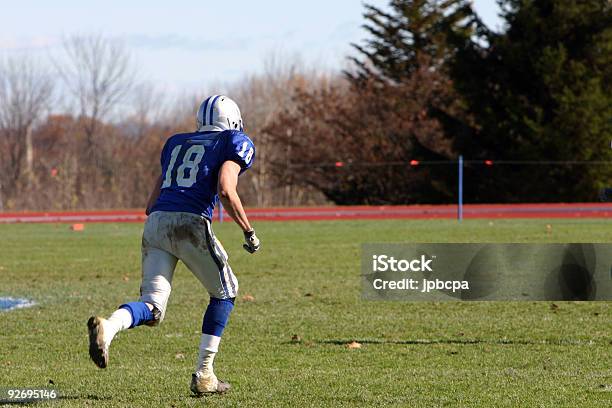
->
[119,302,154,328]
[202,297,235,336]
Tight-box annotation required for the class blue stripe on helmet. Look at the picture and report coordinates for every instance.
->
[208,95,222,125]
[199,96,212,128]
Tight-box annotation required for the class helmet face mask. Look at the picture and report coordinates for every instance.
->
[196,95,244,132]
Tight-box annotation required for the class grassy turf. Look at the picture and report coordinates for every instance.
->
[0,219,611,407]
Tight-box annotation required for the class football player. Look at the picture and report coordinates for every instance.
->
[87,95,259,395]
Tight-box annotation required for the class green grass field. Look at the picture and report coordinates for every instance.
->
[1,219,611,407]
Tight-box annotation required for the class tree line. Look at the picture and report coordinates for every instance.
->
[1,0,610,211]
[0,37,328,211]
[268,0,612,204]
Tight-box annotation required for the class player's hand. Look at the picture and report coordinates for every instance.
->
[243,229,260,253]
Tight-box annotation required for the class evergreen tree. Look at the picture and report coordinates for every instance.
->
[448,0,612,202]
[349,0,474,82]
[335,0,475,204]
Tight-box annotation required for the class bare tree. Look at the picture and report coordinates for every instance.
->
[0,56,54,209]
[57,34,135,157]
[230,52,323,206]
[125,82,171,139]
[54,34,136,205]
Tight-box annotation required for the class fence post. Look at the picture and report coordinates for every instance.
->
[458,155,463,222]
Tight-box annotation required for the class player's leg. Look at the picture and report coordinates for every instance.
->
[87,214,178,369]
[176,218,237,394]
[88,247,178,368]
[192,296,234,394]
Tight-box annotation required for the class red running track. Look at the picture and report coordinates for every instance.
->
[1,203,612,223]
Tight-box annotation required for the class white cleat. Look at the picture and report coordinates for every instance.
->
[190,371,231,395]
[87,316,109,368]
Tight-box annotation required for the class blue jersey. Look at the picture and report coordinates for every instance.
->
[150,129,255,220]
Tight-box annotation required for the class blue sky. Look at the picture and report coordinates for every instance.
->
[0,1,502,94]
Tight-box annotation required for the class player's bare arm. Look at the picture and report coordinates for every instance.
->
[218,161,260,253]
[145,175,162,216]
[218,161,251,231]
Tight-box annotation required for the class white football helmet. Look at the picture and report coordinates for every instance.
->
[196,95,243,132]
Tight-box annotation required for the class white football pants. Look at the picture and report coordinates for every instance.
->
[139,211,238,322]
